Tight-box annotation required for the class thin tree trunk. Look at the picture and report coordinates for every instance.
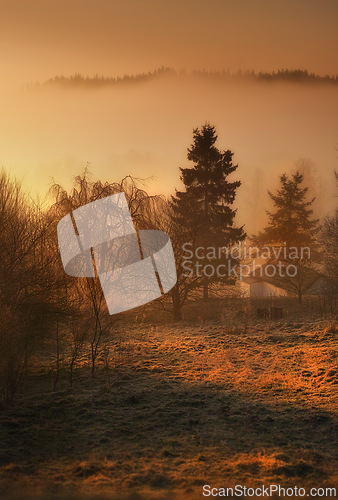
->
[53,319,60,392]
[172,286,183,321]
[173,303,182,321]
[203,280,209,300]
[69,356,75,387]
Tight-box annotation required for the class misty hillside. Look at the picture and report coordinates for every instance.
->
[34,68,338,89]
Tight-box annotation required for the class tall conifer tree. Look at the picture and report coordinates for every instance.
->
[253,171,320,302]
[172,123,245,299]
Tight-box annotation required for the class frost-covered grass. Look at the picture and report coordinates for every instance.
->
[0,312,337,499]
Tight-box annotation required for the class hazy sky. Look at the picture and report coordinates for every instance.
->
[0,0,337,232]
[1,0,338,84]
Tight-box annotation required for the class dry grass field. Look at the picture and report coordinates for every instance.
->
[0,302,337,500]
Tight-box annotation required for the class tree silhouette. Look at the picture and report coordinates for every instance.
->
[0,171,62,402]
[51,170,165,374]
[172,124,245,300]
[318,170,338,308]
[253,171,320,302]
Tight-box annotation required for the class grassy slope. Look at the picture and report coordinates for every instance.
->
[0,317,337,499]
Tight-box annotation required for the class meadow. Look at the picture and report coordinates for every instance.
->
[0,300,337,500]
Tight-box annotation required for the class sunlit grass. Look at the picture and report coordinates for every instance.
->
[0,313,337,499]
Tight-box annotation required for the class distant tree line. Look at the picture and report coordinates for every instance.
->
[32,68,338,89]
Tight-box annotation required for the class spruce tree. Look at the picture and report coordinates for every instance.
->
[253,171,320,302]
[172,123,245,299]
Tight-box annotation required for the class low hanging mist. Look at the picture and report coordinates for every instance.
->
[0,68,337,234]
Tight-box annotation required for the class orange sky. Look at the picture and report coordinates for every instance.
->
[0,0,337,233]
[1,0,337,84]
